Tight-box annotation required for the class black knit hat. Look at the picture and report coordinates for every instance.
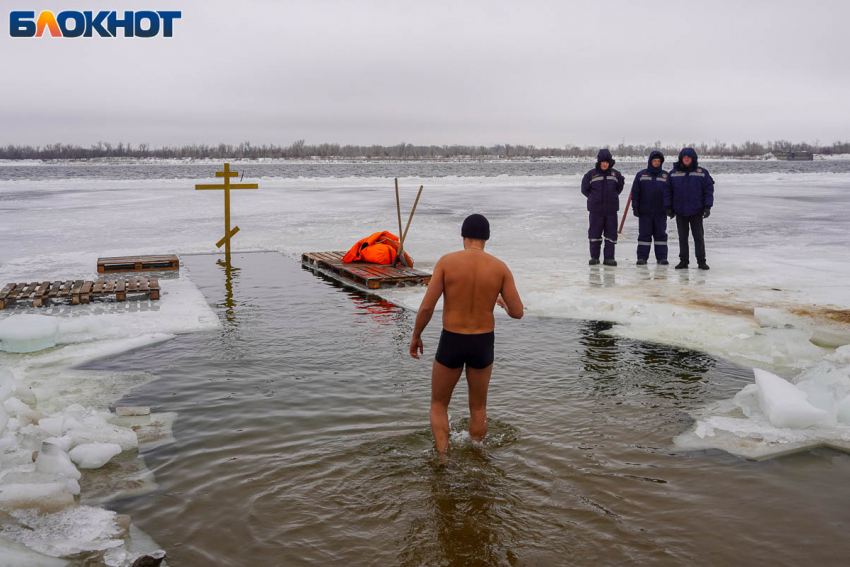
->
[461,214,490,241]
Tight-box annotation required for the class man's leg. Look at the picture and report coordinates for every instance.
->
[654,215,668,261]
[636,215,652,260]
[603,213,618,260]
[588,213,603,259]
[431,360,464,453]
[465,364,493,442]
[691,214,706,262]
[676,214,690,263]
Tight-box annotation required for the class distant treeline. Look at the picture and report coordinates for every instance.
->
[1,139,849,160]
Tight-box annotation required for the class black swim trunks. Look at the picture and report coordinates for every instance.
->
[434,329,495,369]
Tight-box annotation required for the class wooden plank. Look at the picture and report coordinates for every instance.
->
[8,283,25,301]
[98,254,179,273]
[149,278,160,300]
[0,284,15,300]
[56,281,72,298]
[35,281,51,297]
[317,252,344,264]
[71,280,84,305]
[139,278,150,292]
[116,279,126,301]
[127,278,138,292]
[21,282,39,298]
[104,281,115,293]
[47,281,62,299]
[80,281,93,304]
[92,280,105,294]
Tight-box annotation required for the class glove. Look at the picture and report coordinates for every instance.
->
[703,207,711,219]
[633,209,640,218]
[666,207,674,219]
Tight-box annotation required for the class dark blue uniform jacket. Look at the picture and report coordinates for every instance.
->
[664,148,715,216]
[581,149,625,214]
[631,150,668,215]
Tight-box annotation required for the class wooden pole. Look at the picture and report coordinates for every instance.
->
[401,185,423,244]
[395,178,403,240]
[395,185,423,267]
[224,163,232,262]
[618,189,632,235]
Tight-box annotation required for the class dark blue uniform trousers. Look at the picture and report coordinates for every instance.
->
[588,213,618,259]
[636,214,668,260]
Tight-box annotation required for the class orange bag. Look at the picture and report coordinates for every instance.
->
[342,231,414,267]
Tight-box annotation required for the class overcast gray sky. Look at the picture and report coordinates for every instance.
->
[2,0,849,147]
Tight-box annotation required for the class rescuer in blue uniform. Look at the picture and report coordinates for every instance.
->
[631,150,669,265]
[581,149,625,266]
[665,148,714,270]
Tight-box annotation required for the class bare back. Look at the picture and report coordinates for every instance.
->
[439,250,511,334]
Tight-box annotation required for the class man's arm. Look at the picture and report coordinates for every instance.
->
[615,170,625,195]
[496,265,523,319]
[409,259,445,358]
[703,169,715,209]
[580,171,591,198]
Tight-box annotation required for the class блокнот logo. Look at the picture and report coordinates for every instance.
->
[9,10,182,38]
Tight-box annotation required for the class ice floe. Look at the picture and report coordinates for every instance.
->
[676,365,850,459]
[0,315,60,354]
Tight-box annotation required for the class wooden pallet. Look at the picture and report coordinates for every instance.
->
[97,255,179,273]
[301,251,431,290]
[0,278,160,309]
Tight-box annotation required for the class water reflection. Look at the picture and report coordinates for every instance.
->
[216,258,241,329]
[577,320,716,405]
[400,451,520,567]
[302,263,413,348]
[588,266,616,288]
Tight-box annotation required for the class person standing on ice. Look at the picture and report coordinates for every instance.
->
[581,149,625,266]
[665,148,714,270]
[408,214,524,454]
[631,150,670,265]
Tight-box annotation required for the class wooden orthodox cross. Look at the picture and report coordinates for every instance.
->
[195,163,258,262]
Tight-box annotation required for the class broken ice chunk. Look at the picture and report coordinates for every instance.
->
[754,368,831,428]
[0,315,60,353]
[0,367,14,401]
[4,397,32,417]
[69,443,122,469]
[0,483,75,513]
[35,443,80,481]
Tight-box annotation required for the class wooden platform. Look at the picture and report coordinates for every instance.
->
[301,251,431,290]
[97,255,179,273]
[0,278,160,309]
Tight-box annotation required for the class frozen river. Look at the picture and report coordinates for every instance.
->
[1,160,849,565]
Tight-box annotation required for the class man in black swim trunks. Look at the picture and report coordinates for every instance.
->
[409,214,524,453]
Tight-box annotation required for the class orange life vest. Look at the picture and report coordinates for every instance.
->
[342,231,414,267]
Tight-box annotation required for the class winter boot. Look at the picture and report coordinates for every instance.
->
[589,258,600,266]
[603,258,617,267]
[698,261,710,270]
[675,261,688,269]
[658,259,669,265]
[636,259,648,266]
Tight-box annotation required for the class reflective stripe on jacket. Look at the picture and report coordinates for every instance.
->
[581,168,625,214]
